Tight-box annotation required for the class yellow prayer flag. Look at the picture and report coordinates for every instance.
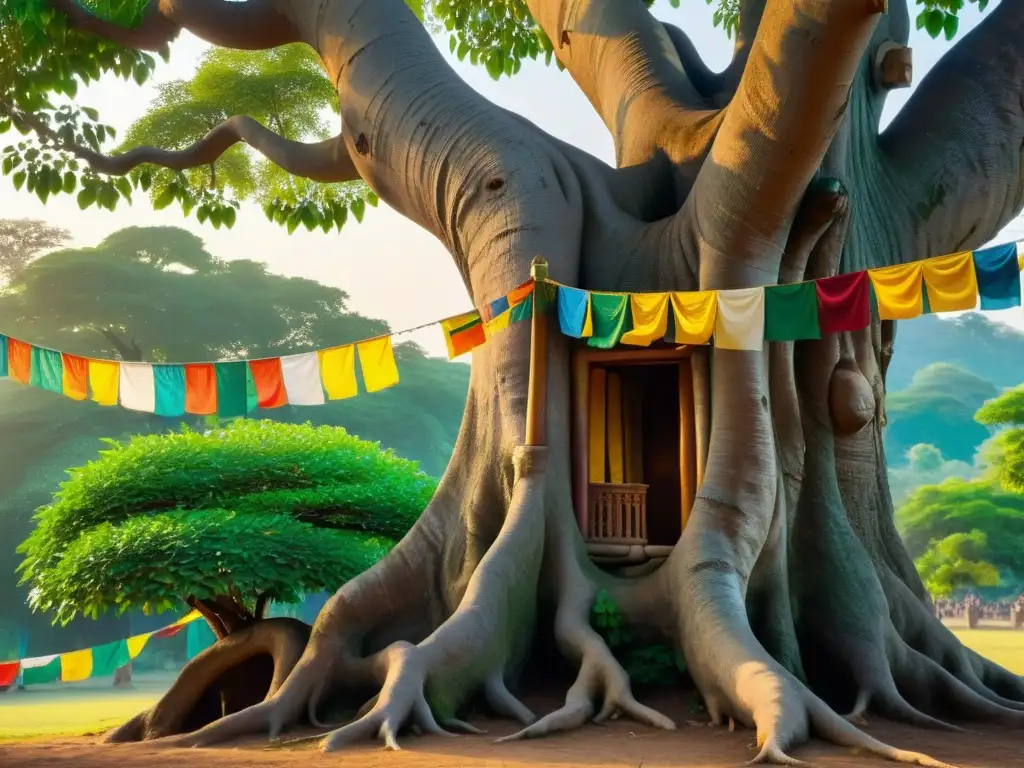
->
[484,308,512,335]
[88,359,120,406]
[126,633,151,660]
[174,610,202,626]
[60,648,93,682]
[670,291,717,345]
[319,345,358,400]
[922,251,978,313]
[620,293,670,347]
[868,263,923,320]
[357,337,400,393]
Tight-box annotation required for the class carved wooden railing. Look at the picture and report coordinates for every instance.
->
[587,483,648,545]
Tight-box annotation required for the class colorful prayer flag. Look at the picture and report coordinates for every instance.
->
[61,354,89,401]
[815,271,870,334]
[0,335,7,377]
[90,640,131,678]
[60,648,92,683]
[670,291,717,345]
[30,347,63,393]
[8,338,30,384]
[764,283,820,341]
[119,362,157,413]
[510,293,534,324]
[88,359,120,406]
[319,346,358,400]
[441,311,487,359]
[484,295,510,322]
[126,633,151,660]
[715,287,765,351]
[588,293,632,349]
[20,655,59,686]
[868,263,924,320]
[484,307,513,335]
[557,287,593,338]
[357,336,400,393]
[620,293,669,347]
[184,364,218,415]
[153,365,186,417]
[248,358,288,409]
[923,252,978,313]
[280,352,326,405]
[507,280,534,308]
[214,361,247,418]
[0,661,18,688]
[973,243,1021,310]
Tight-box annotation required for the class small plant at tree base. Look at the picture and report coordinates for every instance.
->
[590,589,686,687]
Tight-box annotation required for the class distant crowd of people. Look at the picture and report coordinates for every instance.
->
[933,594,1024,626]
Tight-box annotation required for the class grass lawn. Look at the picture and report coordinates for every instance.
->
[0,632,1021,742]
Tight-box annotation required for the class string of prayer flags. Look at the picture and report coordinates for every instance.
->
[815,271,871,334]
[868,263,924,321]
[764,282,820,341]
[715,287,765,351]
[973,242,1021,310]
[670,291,717,345]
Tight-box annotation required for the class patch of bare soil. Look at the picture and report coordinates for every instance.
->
[2,693,1021,768]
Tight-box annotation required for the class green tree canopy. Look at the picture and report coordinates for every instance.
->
[0,218,68,282]
[885,363,997,464]
[914,530,1000,599]
[18,420,432,624]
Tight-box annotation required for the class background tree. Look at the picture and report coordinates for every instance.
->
[3,0,1024,764]
[887,443,978,507]
[914,531,1001,599]
[18,420,429,740]
[0,218,68,283]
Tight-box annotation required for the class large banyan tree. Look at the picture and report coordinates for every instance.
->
[3,0,1024,764]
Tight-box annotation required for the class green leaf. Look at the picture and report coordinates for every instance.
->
[222,207,237,229]
[485,50,503,80]
[77,187,96,209]
[924,8,945,38]
[351,197,366,223]
[12,171,25,191]
[63,171,76,194]
[942,12,959,40]
[153,187,176,210]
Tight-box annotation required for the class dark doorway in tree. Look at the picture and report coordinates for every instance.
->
[180,652,275,734]
[570,346,697,572]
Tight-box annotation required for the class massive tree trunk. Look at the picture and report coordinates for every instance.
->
[47,0,1024,763]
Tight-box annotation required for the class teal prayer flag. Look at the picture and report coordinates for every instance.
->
[973,243,1021,310]
[510,293,533,324]
[245,365,259,413]
[22,657,60,686]
[764,283,821,341]
[30,347,63,393]
[558,287,590,337]
[588,293,632,349]
[0,335,7,377]
[186,620,217,660]
[90,640,131,678]
[215,362,247,419]
[153,365,186,417]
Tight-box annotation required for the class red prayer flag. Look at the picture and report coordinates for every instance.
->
[815,271,870,335]
[7,339,31,384]
[450,321,487,357]
[0,661,18,688]
[152,624,185,639]
[184,364,218,415]
[248,358,288,409]
[61,354,89,400]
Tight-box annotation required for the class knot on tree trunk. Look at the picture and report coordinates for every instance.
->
[513,445,548,480]
[828,362,875,435]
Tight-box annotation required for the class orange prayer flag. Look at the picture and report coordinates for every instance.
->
[507,280,534,307]
[7,339,31,384]
[60,354,89,400]
[184,364,218,415]
[248,358,287,409]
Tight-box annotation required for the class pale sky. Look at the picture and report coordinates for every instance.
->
[2,2,1021,359]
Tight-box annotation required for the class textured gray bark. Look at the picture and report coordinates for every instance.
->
[48,0,1024,763]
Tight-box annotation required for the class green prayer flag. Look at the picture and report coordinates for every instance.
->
[764,282,821,341]
[510,293,533,324]
[186,620,217,660]
[154,365,186,417]
[0,335,7,377]
[22,657,60,686]
[215,362,248,419]
[30,347,63,393]
[245,365,258,413]
[91,640,131,677]
[588,293,632,349]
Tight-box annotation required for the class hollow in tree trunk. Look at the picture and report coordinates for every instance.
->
[39,0,1024,763]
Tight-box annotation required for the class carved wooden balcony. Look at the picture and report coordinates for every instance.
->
[586,482,648,545]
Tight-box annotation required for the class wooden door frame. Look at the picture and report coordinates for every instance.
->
[570,345,696,540]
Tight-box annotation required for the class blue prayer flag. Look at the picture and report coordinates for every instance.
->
[154,365,187,417]
[973,243,1021,310]
[558,286,592,338]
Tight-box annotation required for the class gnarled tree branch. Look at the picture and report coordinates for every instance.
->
[5,108,361,184]
[879,0,1024,260]
[685,0,883,277]
[49,0,300,53]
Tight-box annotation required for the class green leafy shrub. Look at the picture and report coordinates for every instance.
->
[19,420,432,623]
[590,589,685,687]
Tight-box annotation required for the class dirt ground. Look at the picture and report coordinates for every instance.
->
[2,693,1021,768]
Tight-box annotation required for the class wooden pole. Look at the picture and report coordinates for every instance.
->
[526,257,548,447]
